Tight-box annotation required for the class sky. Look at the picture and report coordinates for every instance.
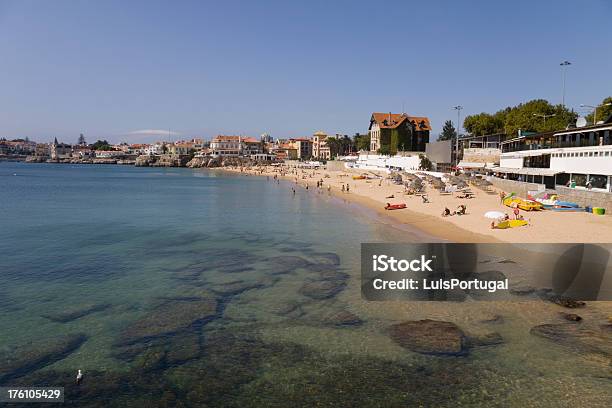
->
[0,0,611,144]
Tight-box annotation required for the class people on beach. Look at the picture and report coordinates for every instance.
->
[456,204,466,215]
[442,207,451,217]
[342,185,345,192]
[421,195,430,203]
[513,207,520,219]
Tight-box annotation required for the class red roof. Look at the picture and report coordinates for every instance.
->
[371,112,431,131]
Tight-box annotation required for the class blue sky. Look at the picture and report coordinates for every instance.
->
[1,0,611,143]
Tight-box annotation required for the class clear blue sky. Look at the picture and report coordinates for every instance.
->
[1,0,611,143]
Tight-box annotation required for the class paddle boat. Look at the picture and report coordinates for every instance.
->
[503,194,543,211]
[494,219,528,229]
[352,175,366,180]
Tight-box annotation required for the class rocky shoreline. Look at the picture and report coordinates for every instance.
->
[15,154,260,168]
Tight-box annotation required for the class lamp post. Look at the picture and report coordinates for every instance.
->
[533,113,556,125]
[452,105,463,168]
[580,102,612,125]
[560,61,571,107]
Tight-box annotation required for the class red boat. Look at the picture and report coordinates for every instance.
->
[385,203,406,210]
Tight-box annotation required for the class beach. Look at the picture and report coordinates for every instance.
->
[224,163,612,244]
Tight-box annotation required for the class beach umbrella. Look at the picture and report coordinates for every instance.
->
[484,211,505,219]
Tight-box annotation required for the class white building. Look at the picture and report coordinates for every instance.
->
[495,121,612,191]
[210,135,242,156]
[351,153,422,172]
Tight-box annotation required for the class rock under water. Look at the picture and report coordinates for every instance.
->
[0,333,87,383]
[390,320,467,356]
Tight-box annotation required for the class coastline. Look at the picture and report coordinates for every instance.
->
[218,164,612,244]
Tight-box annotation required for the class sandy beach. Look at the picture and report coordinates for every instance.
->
[223,163,612,244]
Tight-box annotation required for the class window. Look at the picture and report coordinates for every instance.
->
[606,152,610,157]
[594,152,599,157]
[556,173,570,186]
[588,174,607,189]
[589,152,593,157]
[579,152,584,157]
[573,173,588,187]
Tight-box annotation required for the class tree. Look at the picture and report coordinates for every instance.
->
[419,154,433,171]
[585,96,612,125]
[461,99,577,138]
[92,140,112,150]
[438,120,456,141]
[463,113,504,136]
[503,99,576,136]
[325,137,342,158]
[353,133,370,151]
[378,145,391,155]
[77,134,87,145]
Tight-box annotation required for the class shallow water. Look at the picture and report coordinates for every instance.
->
[0,162,610,407]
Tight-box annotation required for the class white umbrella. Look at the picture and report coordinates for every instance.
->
[484,211,505,219]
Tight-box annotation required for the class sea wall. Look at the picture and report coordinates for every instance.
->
[325,161,347,171]
[488,177,612,210]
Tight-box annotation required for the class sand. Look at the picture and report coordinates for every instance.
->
[222,163,612,244]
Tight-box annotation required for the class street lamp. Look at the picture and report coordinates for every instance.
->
[452,105,463,168]
[560,61,571,107]
[532,113,556,125]
[580,102,612,125]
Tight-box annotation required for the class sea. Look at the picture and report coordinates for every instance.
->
[0,162,610,407]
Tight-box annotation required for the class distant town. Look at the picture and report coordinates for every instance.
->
[2,98,612,196]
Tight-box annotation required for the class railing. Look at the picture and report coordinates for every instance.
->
[502,139,612,153]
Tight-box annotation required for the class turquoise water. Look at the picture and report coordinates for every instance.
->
[0,162,610,407]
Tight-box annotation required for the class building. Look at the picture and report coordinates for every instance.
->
[72,144,95,159]
[271,143,298,160]
[210,135,243,156]
[368,112,431,154]
[425,140,453,172]
[312,131,331,160]
[493,119,612,191]
[144,143,166,155]
[241,137,263,155]
[168,142,193,155]
[94,150,124,159]
[457,133,508,170]
[51,138,72,159]
[288,138,313,159]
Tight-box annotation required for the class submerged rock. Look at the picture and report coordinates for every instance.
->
[480,314,504,324]
[321,310,363,327]
[118,295,217,345]
[208,280,264,296]
[41,303,111,323]
[539,291,586,308]
[0,333,87,382]
[509,285,536,296]
[390,320,466,356]
[271,301,305,318]
[266,256,311,275]
[466,332,504,347]
[530,323,611,358]
[560,312,582,322]
[308,252,341,266]
[166,331,201,365]
[299,279,346,300]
